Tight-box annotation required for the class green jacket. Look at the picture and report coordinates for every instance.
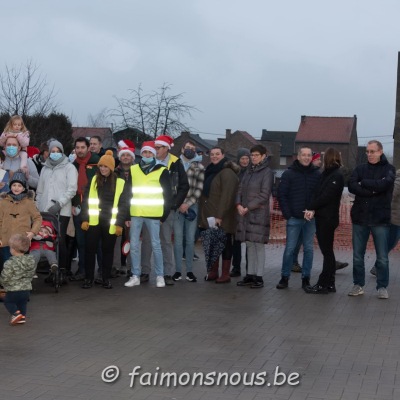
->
[0,255,36,291]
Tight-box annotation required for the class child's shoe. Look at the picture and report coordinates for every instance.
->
[16,316,26,324]
[10,311,23,325]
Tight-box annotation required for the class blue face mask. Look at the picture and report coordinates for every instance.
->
[6,145,18,157]
[141,156,154,164]
[50,152,63,161]
[68,153,76,163]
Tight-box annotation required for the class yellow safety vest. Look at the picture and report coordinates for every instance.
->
[130,165,165,217]
[88,177,125,234]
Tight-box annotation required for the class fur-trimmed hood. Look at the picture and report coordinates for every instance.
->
[223,160,241,175]
[0,190,35,201]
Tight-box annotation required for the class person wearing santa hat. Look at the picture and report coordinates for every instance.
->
[113,145,136,276]
[125,141,172,288]
[117,138,135,150]
[139,135,189,286]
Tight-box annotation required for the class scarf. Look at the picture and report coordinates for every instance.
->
[75,152,92,195]
[203,157,227,198]
[8,190,28,202]
[140,159,157,175]
[46,154,67,168]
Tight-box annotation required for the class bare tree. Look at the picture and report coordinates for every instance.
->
[0,60,57,116]
[87,107,110,127]
[112,83,198,138]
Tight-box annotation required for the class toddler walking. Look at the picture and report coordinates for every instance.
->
[0,233,36,325]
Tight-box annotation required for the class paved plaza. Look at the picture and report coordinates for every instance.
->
[1,242,399,400]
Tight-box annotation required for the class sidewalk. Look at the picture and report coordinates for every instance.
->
[0,243,399,400]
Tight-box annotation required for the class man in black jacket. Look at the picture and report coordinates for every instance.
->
[276,146,320,290]
[348,140,395,299]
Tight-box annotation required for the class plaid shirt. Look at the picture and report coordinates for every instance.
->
[183,160,205,207]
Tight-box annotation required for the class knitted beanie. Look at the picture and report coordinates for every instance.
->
[48,139,64,154]
[98,150,115,171]
[10,170,27,188]
[237,148,250,162]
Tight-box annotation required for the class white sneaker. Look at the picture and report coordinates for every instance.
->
[378,287,389,299]
[124,275,140,287]
[156,276,165,288]
[348,285,364,296]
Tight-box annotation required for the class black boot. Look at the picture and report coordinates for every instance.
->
[276,276,289,289]
[102,279,113,289]
[81,279,93,289]
[304,284,329,294]
[251,276,264,289]
[230,267,241,277]
[237,274,255,286]
[301,277,310,289]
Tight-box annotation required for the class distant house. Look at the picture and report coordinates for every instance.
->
[295,115,358,170]
[218,129,281,169]
[261,130,297,168]
[72,127,114,149]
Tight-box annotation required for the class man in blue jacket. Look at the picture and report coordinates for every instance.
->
[276,146,320,290]
[348,140,395,299]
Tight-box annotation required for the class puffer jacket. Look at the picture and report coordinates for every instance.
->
[199,161,240,234]
[0,255,36,291]
[278,160,321,220]
[0,191,42,246]
[348,154,395,225]
[235,158,273,244]
[36,157,78,217]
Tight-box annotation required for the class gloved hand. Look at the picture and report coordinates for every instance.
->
[47,201,61,215]
[115,226,123,236]
[81,221,90,231]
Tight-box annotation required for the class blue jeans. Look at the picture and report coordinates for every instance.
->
[352,224,389,289]
[130,217,164,277]
[173,204,198,273]
[281,217,316,278]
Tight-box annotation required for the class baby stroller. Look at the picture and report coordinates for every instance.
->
[33,212,63,293]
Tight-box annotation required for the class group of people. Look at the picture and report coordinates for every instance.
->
[0,114,396,326]
[276,141,397,300]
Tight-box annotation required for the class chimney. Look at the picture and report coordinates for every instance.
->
[225,129,231,138]
[301,115,306,123]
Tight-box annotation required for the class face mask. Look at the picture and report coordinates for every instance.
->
[183,149,196,159]
[68,154,76,163]
[6,146,18,157]
[197,155,203,163]
[50,152,63,161]
[141,156,154,164]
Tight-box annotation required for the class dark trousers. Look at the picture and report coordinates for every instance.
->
[4,290,30,316]
[222,233,234,261]
[85,221,116,281]
[315,217,338,287]
[58,216,70,271]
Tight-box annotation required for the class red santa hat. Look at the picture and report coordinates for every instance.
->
[118,139,135,149]
[154,135,174,149]
[141,141,156,156]
[118,147,136,160]
[312,152,321,162]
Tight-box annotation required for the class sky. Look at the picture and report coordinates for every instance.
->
[2,0,400,150]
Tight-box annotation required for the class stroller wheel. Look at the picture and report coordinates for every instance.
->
[53,271,60,293]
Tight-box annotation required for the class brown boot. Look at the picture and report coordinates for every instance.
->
[205,259,219,281]
[216,259,231,283]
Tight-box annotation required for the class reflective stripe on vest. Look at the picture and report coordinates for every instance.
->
[130,165,165,217]
[88,177,125,234]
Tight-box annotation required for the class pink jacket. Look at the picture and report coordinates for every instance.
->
[0,131,30,147]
